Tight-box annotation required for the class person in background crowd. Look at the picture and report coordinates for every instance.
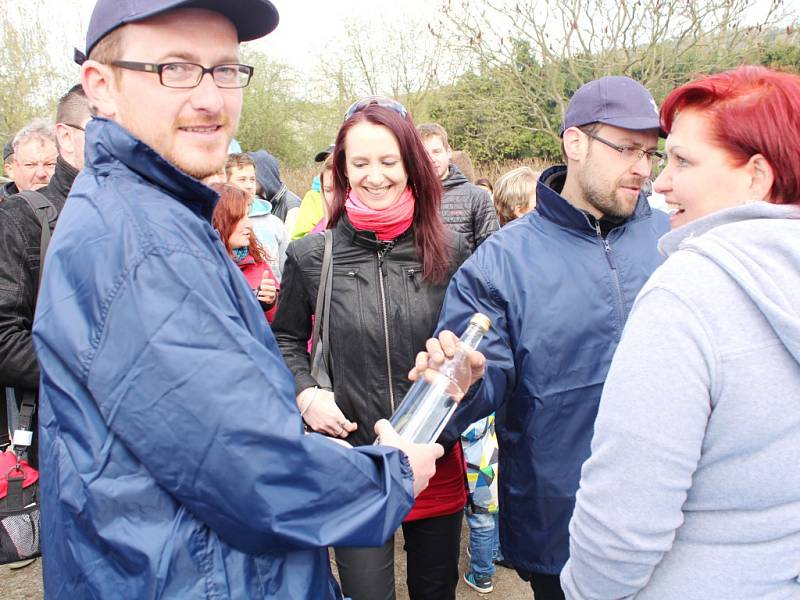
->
[249,148,301,233]
[493,166,539,226]
[307,154,333,235]
[32,2,447,598]
[273,97,471,600]
[226,152,288,281]
[475,177,493,196]
[292,143,334,239]
[562,65,800,600]
[461,413,505,594]
[211,182,279,323]
[2,141,15,196]
[0,119,58,201]
[428,76,670,600]
[0,84,91,470]
[451,149,475,182]
[418,122,498,252]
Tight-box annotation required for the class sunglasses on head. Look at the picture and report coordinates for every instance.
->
[343,96,408,121]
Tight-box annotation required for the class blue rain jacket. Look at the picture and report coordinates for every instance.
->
[31,118,415,599]
[439,165,669,575]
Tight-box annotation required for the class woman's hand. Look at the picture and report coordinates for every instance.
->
[407,330,486,396]
[297,387,357,438]
[257,273,278,306]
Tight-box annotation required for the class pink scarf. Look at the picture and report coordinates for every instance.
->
[345,187,415,241]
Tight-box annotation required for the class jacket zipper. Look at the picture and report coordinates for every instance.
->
[377,242,396,411]
[594,222,625,338]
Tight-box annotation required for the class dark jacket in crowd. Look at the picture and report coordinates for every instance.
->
[0,156,76,465]
[32,117,414,599]
[249,149,301,223]
[438,165,670,576]
[0,180,19,202]
[272,216,469,448]
[0,156,77,389]
[441,164,499,253]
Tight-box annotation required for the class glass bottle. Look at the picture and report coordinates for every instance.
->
[387,313,491,444]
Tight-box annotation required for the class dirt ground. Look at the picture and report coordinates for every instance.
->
[0,520,533,599]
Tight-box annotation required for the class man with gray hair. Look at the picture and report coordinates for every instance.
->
[0,119,58,201]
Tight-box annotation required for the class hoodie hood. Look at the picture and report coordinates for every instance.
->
[248,150,283,199]
[662,201,800,362]
[249,197,273,217]
[442,164,469,190]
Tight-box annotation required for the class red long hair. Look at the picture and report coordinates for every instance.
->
[661,65,800,205]
[210,183,268,262]
[328,104,451,283]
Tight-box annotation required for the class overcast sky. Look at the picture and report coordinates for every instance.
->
[47,0,441,76]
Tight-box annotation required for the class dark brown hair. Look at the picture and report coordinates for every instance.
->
[329,105,451,283]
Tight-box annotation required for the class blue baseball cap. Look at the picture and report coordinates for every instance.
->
[76,0,279,64]
[559,76,661,136]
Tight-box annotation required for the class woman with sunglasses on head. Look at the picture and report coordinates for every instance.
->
[272,97,470,600]
[562,65,800,599]
[210,182,279,322]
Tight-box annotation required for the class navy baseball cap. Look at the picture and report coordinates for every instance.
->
[559,76,661,136]
[3,141,13,162]
[76,0,279,64]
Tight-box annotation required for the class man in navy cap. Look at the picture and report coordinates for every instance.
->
[31,2,445,598]
[432,76,670,599]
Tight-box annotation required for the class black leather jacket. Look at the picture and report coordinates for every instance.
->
[272,215,469,447]
[0,156,77,389]
[441,165,499,253]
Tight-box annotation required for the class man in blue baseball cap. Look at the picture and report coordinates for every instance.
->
[430,76,671,599]
[31,2,445,598]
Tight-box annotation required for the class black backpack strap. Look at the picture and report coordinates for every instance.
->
[16,190,57,293]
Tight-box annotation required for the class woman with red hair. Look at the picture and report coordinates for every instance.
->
[211,183,279,323]
[563,65,800,599]
[272,98,469,600]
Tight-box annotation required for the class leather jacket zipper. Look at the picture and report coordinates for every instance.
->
[377,242,396,411]
[595,222,625,338]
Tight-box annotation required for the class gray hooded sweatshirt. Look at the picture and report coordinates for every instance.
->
[562,202,800,600]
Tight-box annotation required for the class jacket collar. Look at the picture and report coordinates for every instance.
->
[84,117,218,223]
[536,164,653,233]
[443,164,468,190]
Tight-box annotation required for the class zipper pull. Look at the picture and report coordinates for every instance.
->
[408,268,421,291]
[595,222,617,269]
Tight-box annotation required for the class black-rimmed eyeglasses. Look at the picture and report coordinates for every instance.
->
[111,61,254,89]
[584,130,664,165]
[344,96,408,121]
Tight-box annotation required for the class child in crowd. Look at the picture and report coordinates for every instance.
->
[475,177,493,195]
[493,166,539,226]
[462,414,506,594]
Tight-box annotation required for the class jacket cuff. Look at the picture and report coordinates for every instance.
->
[294,372,319,396]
